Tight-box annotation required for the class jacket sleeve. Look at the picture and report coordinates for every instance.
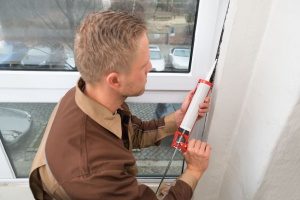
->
[60,169,193,200]
[130,112,178,149]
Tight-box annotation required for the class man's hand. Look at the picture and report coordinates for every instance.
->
[183,139,211,180]
[174,89,211,126]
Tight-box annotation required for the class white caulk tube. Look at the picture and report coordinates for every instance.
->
[171,60,217,152]
[180,80,212,132]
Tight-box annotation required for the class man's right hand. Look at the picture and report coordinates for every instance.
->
[183,139,211,180]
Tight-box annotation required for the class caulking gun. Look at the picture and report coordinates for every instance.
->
[156,59,217,194]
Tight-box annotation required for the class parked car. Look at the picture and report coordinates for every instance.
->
[149,45,165,71]
[20,46,74,70]
[0,41,12,66]
[21,46,51,66]
[0,107,32,145]
[149,44,160,51]
[65,48,76,69]
[47,46,70,68]
[169,47,191,70]
[0,40,28,66]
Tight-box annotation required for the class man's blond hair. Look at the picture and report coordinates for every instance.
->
[74,11,147,83]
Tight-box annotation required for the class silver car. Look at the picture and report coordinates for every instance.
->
[149,45,165,72]
[0,40,28,66]
[169,47,191,70]
[21,46,51,66]
[21,46,74,70]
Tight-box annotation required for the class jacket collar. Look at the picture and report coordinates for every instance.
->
[75,78,122,139]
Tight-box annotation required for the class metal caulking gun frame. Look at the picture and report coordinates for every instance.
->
[156,59,218,194]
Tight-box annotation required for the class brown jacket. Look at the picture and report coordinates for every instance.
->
[29,79,196,199]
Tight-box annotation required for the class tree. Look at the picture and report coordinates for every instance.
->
[0,0,104,50]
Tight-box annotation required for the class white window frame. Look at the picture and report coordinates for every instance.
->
[0,0,229,186]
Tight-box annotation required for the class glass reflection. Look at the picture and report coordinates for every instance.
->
[0,0,198,72]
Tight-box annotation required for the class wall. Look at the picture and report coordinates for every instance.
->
[194,0,300,199]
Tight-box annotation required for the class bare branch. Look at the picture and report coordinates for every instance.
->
[54,0,70,20]
[33,12,57,30]
[79,0,93,24]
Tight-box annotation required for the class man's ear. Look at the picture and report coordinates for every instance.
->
[106,72,121,89]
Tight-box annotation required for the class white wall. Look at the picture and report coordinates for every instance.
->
[194,0,300,199]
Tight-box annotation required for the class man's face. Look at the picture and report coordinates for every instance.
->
[119,32,152,97]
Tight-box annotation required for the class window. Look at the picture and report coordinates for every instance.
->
[0,0,229,184]
[0,103,55,178]
[0,102,185,178]
[0,0,198,73]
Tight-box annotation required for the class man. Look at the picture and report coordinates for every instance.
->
[29,11,211,200]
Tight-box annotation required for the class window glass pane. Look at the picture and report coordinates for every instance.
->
[0,0,198,72]
[0,102,182,178]
[128,103,183,177]
[0,103,55,177]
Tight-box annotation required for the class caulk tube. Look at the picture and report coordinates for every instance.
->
[180,79,212,132]
[171,60,217,152]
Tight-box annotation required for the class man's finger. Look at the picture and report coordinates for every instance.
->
[188,139,196,150]
[199,142,207,152]
[204,144,212,157]
[194,140,202,150]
